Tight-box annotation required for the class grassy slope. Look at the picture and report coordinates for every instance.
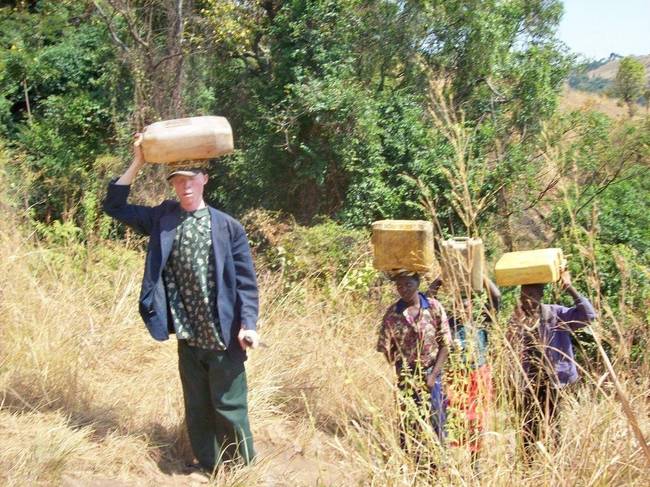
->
[586,55,650,81]
[559,85,631,118]
[561,51,650,118]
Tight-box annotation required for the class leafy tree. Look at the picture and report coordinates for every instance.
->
[203,0,442,224]
[91,0,204,125]
[1,0,572,236]
[198,0,571,230]
[0,1,126,222]
[612,56,647,116]
[550,112,650,258]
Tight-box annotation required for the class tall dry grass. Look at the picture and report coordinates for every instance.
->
[1,208,649,486]
[0,200,389,485]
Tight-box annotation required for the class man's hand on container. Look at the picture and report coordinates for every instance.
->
[559,269,581,300]
[559,269,572,292]
[133,132,145,167]
[238,328,260,350]
[115,132,146,185]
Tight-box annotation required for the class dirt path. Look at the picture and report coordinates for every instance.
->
[61,417,351,487]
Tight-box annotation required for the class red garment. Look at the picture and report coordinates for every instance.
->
[446,364,493,452]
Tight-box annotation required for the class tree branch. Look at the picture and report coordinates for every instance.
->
[575,166,647,216]
[106,0,150,50]
[92,0,130,52]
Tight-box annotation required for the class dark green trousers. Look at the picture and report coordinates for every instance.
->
[177,340,255,471]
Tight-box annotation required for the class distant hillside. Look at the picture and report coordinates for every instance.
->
[559,85,630,118]
[587,54,650,80]
[567,53,650,94]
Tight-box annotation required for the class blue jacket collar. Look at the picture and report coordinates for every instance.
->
[395,292,430,314]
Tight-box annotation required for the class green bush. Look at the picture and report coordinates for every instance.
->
[242,209,375,288]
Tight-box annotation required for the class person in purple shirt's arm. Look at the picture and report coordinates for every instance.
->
[510,269,597,461]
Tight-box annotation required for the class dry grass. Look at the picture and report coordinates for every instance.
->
[559,86,633,119]
[1,214,648,486]
[0,210,384,486]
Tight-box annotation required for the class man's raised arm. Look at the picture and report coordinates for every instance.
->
[102,133,156,235]
[115,133,146,185]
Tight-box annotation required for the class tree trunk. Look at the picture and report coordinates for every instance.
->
[94,0,191,126]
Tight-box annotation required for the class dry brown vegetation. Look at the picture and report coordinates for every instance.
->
[1,195,649,486]
[559,86,631,119]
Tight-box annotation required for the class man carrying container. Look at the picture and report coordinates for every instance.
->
[102,134,260,475]
[507,269,596,460]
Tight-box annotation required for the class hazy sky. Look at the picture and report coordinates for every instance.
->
[558,0,650,60]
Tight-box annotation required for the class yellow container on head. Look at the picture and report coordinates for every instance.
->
[371,220,436,274]
[495,248,564,286]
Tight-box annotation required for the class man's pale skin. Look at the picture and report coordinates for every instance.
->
[117,133,259,349]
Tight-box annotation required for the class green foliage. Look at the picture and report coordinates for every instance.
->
[595,177,650,260]
[201,0,570,229]
[568,73,611,93]
[31,218,83,247]
[1,0,572,233]
[545,113,650,366]
[81,181,114,241]
[338,260,378,293]
[562,230,649,366]
[566,56,619,94]
[549,113,650,261]
[273,219,370,282]
[0,1,128,224]
[17,92,112,220]
[243,209,373,287]
[4,0,644,328]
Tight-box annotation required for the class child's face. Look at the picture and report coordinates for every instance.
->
[395,276,419,303]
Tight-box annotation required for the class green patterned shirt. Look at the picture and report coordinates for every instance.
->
[163,207,226,351]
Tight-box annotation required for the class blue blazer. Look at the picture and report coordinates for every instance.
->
[102,182,259,362]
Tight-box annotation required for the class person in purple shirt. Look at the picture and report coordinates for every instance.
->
[508,269,597,460]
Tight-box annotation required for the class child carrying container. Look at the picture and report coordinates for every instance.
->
[377,272,452,448]
[427,274,501,466]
